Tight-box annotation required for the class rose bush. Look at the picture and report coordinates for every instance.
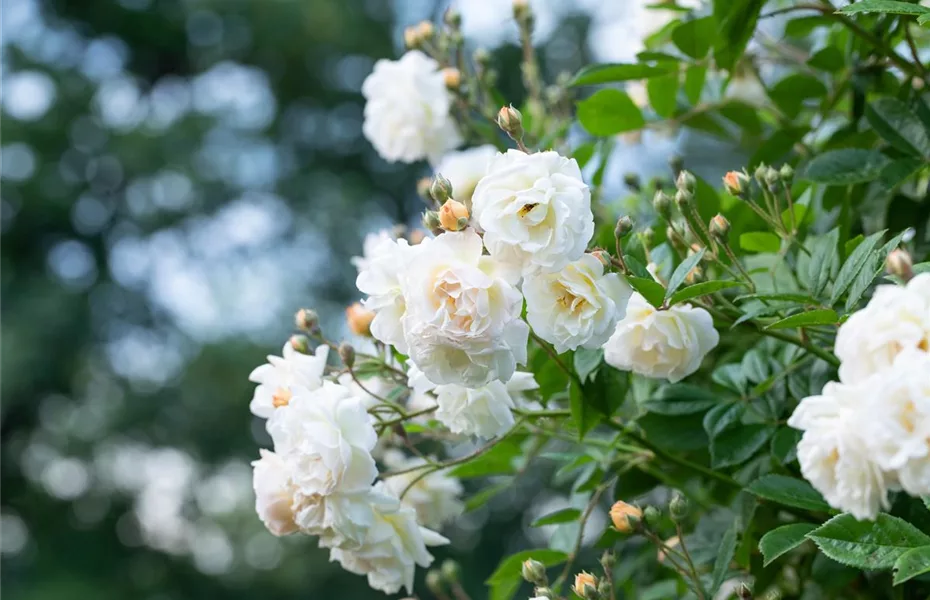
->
[244,1,930,599]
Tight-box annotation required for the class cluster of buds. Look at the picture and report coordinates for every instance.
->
[403,20,435,49]
[753,163,794,193]
[675,170,696,209]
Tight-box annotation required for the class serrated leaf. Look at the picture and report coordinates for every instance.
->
[704,402,745,437]
[627,276,666,308]
[766,309,839,330]
[570,63,674,86]
[643,384,719,415]
[669,281,743,306]
[711,519,739,593]
[894,546,930,584]
[760,523,817,567]
[747,474,831,512]
[771,427,802,464]
[830,230,887,304]
[838,1,930,16]
[866,97,930,157]
[711,424,773,468]
[531,508,582,527]
[807,228,840,297]
[665,249,706,302]
[807,513,930,570]
[740,232,781,253]
[574,347,603,383]
[577,89,645,136]
[803,149,891,185]
[845,230,908,310]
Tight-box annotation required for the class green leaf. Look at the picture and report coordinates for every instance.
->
[684,65,707,105]
[747,474,832,512]
[920,13,930,24]
[672,16,715,59]
[765,309,839,330]
[713,0,766,70]
[830,230,887,305]
[894,546,930,585]
[577,89,645,136]
[531,508,582,527]
[770,427,802,464]
[711,424,773,468]
[866,97,930,157]
[803,149,891,185]
[638,412,708,451]
[880,157,925,188]
[647,72,679,118]
[808,46,846,72]
[838,1,930,16]
[570,63,674,86]
[643,384,719,415]
[665,249,706,302]
[487,549,568,600]
[704,402,745,438]
[450,435,527,478]
[711,519,739,594]
[807,513,930,570]
[735,292,817,304]
[845,230,908,310]
[627,276,666,308]
[573,348,603,383]
[769,73,828,118]
[807,228,840,298]
[740,232,781,253]
[465,483,509,512]
[760,524,817,567]
[570,379,600,439]
[669,281,743,306]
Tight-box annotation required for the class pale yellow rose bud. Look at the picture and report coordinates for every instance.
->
[345,302,375,336]
[709,214,731,241]
[609,500,643,533]
[403,26,419,49]
[416,21,435,41]
[438,199,469,231]
[443,67,462,90]
[497,104,524,140]
[572,572,598,599]
[521,558,547,585]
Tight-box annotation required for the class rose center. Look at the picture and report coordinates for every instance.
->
[273,387,293,408]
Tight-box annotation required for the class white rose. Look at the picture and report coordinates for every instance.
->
[425,372,537,438]
[523,254,632,353]
[382,450,464,530]
[603,293,719,383]
[788,380,892,520]
[361,50,462,164]
[326,483,448,595]
[471,149,594,276]
[835,273,930,384]
[402,229,529,387]
[267,381,378,496]
[248,343,329,419]
[251,449,299,536]
[858,350,930,496]
[352,229,396,273]
[434,144,498,207]
[356,235,415,352]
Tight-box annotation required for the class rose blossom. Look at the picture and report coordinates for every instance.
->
[248,343,329,419]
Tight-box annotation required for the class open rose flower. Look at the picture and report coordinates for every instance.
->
[249,343,329,419]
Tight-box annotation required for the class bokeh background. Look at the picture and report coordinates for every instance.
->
[1,0,743,598]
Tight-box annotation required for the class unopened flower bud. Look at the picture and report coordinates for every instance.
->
[590,250,611,268]
[403,26,420,49]
[522,559,547,585]
[709,214,731,241]
[438,199,469,231]
[615,216,633,239]
[289,334,310,354]
[643,505,661,525]
[669,492,689,520]
[609,501,642,533]
[623,173,641,191]
[723,171,749,198]
[653,190,672,218]
[442,67,462,90]
[600,550,616,569]
[443,7,462,28]
[886,248,914,281]
[346,302,375,336]
[738,582,753,599]
[512,0,531,21]
[764,166,780,190]
[441,559,461,583]
[430,173,454,204]
[474,47,491,66]
[294,308,319,332]
[416,21,435,41]
[338,342,355,369]
[425,569,445,595]
[754,164,768,184]
[779,163,795,182]
[676,170,696,193]
[686,264,704,284]
[675,188,692,209]
[668,154,684,177]
[597,580,611,598]
[422,210,442,234]
[497,104,524,140]
[533,587,553,599]
[572,572,598,599]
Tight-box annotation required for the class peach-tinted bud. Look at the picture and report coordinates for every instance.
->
[294,308,318,332]
[723,171,750,198]
[590,250,611,268]
[403,26,419,49]
[497,104,524,139]
[572,572,598,599]
[438,199,469,231]
[289,334,310,353]
[609,500,643,533]
[346,302,375,336]
[886,248,914,281]
[709,214,731,241]
[416,21,435,40]
[443,68,462,90]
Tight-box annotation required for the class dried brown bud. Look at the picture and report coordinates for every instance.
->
[338,342,356,369]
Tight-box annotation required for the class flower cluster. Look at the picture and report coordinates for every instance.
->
[789,274,930,520]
